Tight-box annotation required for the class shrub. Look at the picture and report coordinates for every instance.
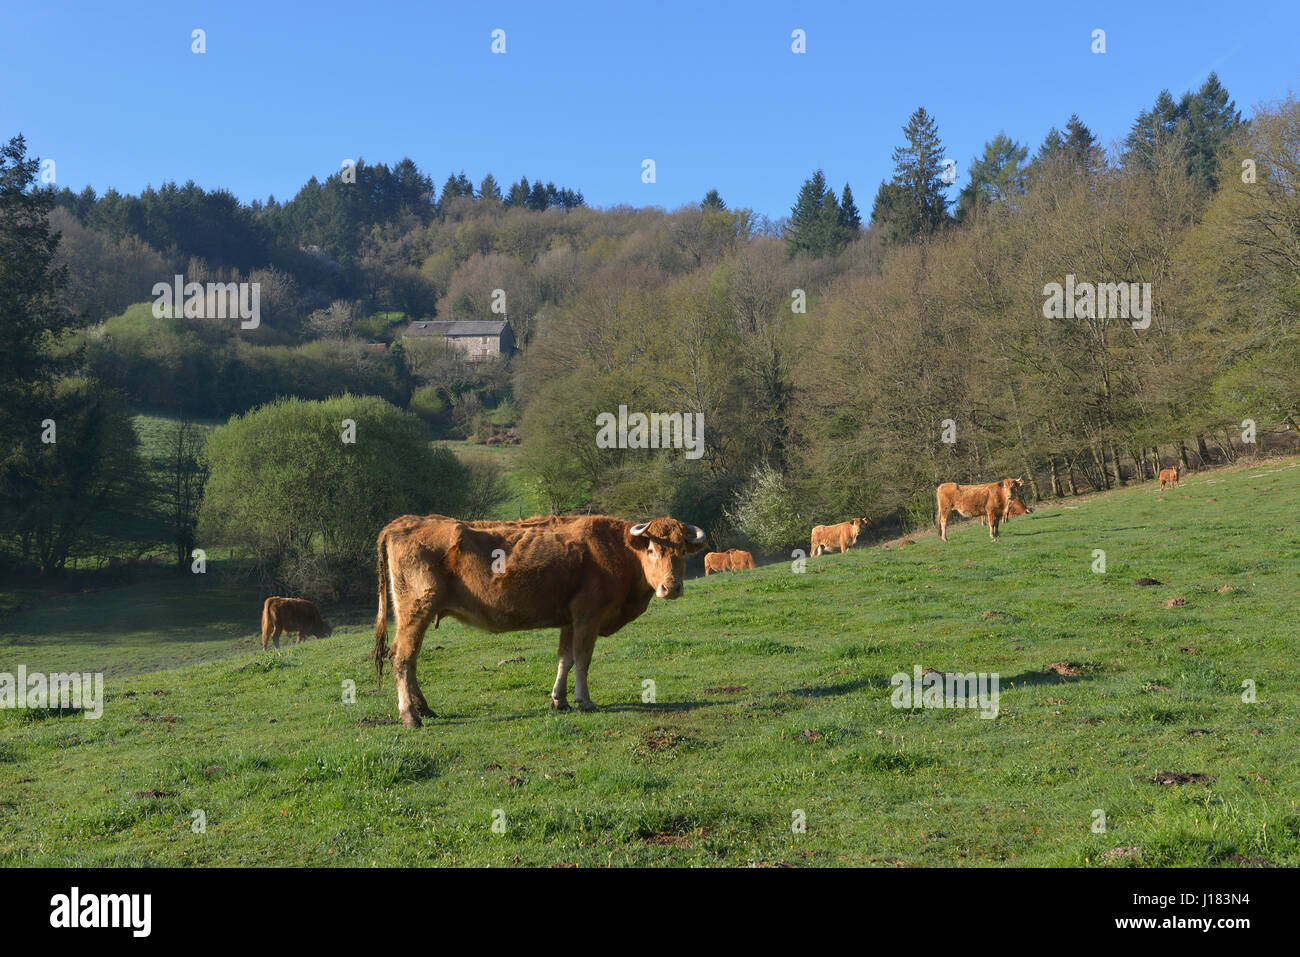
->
[198,395,468,597]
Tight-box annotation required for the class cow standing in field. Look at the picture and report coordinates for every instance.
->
[811,518,865,556]
[1159,466,1181,489]
[981,498,1032,525]
[936,478,1022,542]
[727,548,756,570]
[704,548,756,574]
[373,513,708,727]
[261,597,333,649]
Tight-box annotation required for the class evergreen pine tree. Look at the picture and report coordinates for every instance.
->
[884,107,951,244]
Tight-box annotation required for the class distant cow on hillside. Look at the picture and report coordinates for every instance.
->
[261,597,333,650]
[937,478,1022,542]
[705,548,756,574]
[811,518,865,555]
[981,497,1031,525]
[1159,466,1181,489]
[373,513,708,727]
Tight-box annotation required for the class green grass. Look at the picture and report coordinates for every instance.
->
[1,458,1298,866]
[440,439,543,520]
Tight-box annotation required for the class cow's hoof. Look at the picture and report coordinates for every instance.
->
[551,698,570,711]
[576,699,598,713]
[415,700,436,717]
[400,712,422,729]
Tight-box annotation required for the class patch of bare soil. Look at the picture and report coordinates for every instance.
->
[1151,771,1215,786]
[1101,846,1141,862]
[1046,661,1085,677]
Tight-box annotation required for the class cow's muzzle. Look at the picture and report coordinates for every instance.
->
[656,580,684,600]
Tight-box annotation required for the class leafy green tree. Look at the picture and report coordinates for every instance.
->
[957,133,1029,220]
[4,380,149,574]
[199,395,469,596]
[1,136,72,445]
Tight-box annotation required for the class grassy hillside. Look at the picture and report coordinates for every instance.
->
[1,457,1297,866]
[439,439,543,520]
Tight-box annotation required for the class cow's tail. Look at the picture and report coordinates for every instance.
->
[260,600,271,645]
[371,534,390,690]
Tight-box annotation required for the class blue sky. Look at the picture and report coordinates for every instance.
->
[4,0,1298,220]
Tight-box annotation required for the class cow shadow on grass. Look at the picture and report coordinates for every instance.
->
[427,697,721,726]
[775,677,882,700]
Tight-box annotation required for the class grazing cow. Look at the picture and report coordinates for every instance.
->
[705,548,756,574]
[728,548,756,571]
[981,497,1031,525]
[261,597,333,650]
[1159,466,1180,489]
[937,478,1022,542]
[373,513,708,727]
[811,518,866,556]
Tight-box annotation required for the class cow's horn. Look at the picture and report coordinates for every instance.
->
[686,524,707,543]
[629,522,651,536]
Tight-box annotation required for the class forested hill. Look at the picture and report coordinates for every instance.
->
[4,73,1299,588]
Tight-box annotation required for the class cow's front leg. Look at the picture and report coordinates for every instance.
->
[570,624,600,712]
[551,626,574,710]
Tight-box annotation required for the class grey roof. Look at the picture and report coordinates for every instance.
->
[404,320,510,337]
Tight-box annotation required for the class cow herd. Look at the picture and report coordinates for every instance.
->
[256,474,1046,726]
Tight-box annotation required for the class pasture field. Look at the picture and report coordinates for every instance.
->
[1,458,1297,866]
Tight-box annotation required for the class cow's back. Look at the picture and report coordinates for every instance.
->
[266,596,324,631]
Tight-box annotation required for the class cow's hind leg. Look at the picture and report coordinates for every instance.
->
[551,626,574,711]
[272,626,282,649]
[392,596,437,728]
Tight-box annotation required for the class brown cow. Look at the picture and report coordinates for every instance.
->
[937,478,1022,541]
[704,548,756,574]
[261,597,333,650]
[981,497,1032,525]
[373,513,708,727]
[811,518,865,556]
[1159,466,1180,489]
[728,548,756,570]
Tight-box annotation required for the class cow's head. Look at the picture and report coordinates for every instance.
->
[628,518,708,599]
[320,619,334,638]
[850,517,866,540]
